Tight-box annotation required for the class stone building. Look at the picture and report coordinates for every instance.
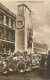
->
[0,3,48,54]
[33,42,48,54]
[0,3,16,53]
[15,4,33,52]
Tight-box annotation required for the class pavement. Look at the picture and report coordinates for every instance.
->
[0,68,47,80]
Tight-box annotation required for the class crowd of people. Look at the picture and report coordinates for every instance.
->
[0,50,50,79]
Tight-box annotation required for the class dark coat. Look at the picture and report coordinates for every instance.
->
[47,51,50,78]
[40,55,45,67]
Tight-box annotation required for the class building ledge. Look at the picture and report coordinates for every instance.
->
[0,38,15,44]
[0,23,15,31]
[18,4,31,12]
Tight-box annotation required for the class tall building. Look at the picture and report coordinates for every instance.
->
[0,3,16,53]
[15,4,33,52]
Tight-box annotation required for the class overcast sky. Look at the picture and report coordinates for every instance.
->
[0,0,50,49]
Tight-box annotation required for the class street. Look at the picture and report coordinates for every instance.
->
[0,68,47,80]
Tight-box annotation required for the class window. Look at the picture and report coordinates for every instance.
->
[0,32,1,38]
[0,12,2,23]
[11,19,13,28]
[0,12,4,24]
[0,27,2,38]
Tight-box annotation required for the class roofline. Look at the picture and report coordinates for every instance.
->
[18,4,31,12]
[0,3,16,18]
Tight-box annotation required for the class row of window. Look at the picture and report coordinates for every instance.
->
[0,12,16,29]
[0,42,15,53]
[0,27,15,42]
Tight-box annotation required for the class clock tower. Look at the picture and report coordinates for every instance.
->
[15,4,33,52]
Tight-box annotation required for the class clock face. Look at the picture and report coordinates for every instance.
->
[17,19,24,29]
[18,20,23,26]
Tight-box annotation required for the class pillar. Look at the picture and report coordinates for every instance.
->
[9,49,11,55]
[9,18,11,28]
[3,15,6,26]
[32,41,33,52]
[25,26,28,51]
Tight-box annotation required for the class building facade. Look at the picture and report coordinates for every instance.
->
[0,3,16,53]
[0,3,48,54]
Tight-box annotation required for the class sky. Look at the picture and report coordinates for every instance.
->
[0,0,50,49]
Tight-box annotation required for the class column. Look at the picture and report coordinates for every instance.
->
[9,49,11,55]
[9,18,11,28]
[3,15,6,26]
[32,41,33,52]
[4,48,6,53]
[4,28,7,39]
[25,27,28,51]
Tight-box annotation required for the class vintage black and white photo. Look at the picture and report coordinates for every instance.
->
[0,0,50,80]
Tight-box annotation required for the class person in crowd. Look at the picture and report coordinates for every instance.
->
[40,54,45,68]
[47,50,50,79]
